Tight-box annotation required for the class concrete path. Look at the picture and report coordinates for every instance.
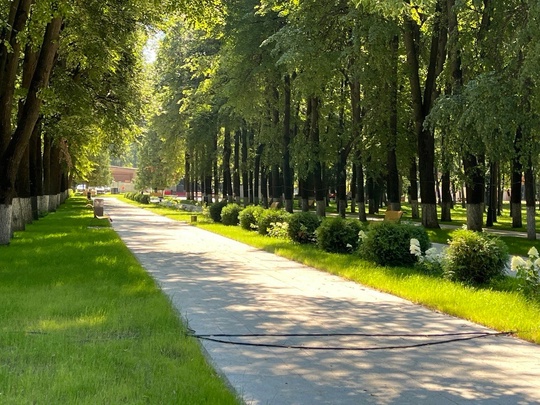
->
[104,198,540,404]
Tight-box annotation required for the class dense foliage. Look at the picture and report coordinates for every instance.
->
[316,217,363,254]
[358,222,431,266]
[443,229,509,285]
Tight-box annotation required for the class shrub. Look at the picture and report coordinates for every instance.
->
[257,209,291,236]
[358,222,430,266]
[316,217,363,254]
[125,192,150,204]
[443,229,508,285]
[287,212,321,244]
[139,194,150,204]
[221,204,243,226]
[208,200,228,223]
[239,205,265,231]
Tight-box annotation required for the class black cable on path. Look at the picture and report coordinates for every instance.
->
[190,331,512,351]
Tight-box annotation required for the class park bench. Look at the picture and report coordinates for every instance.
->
[91,198,112,222]
[270,201,282,209]
[383,210,403,223]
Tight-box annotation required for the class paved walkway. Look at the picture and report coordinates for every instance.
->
[105,198,540,404]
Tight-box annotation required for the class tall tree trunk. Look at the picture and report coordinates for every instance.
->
[185,153,191,200]
[0,0,34,155]
[213,135,219,203]
[403,2,446,229]
[271,165,282,205]
[408,157,419,219]
[0,16,62,244]
[511,128,523,228]
[386,36,401,212]
[336,148,347,218]
[241,129,249,206]
[300,174,314,212]
[29,118,42,220]
[525,161,536,240]
[463,154,485,231]
[222,129,232,201]
[310,97,325,217]
[355,152,366,221]
[253,143,263,205]
[260,165,268,208]
[486,161,498,227]
[350,79,365,221]
[233,129,241,203]
[441,170,452,221]
[367,175,375,215]
[350,163,357,214]
[282,74,294,213]
[49,139,62,211]
[42,133,52,213]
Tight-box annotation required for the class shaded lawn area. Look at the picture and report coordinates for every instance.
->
[0,197,239,404]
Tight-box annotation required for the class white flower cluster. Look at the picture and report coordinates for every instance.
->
[511,247,540,274]
[410,238,444,264]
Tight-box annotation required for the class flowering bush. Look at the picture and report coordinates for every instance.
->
[257,209,291,236]
[410,238,444,275]
[267,221,289,239]
[511,247,540,299]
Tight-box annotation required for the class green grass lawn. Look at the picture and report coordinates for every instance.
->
[119,196,540,345]
[0,197,239,404]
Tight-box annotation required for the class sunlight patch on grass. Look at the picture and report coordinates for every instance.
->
[37,313,107,332]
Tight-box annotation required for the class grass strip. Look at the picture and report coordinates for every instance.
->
[0,198,239,404]
[119,196,540,345]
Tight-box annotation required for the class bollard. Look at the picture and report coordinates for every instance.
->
[191,215,197,223]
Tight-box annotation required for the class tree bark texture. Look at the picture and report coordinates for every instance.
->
[282,74,294,213]
[463,154,485,231]
[525,163,536,240]
[233,129,241,203]
[403,2,446,229]
[386,34,401,212]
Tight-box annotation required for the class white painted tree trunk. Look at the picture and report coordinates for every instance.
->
[21,197,33,225]
[48,194,58,212]
[0,204,13,245]
[38,195,49,216]
[11,198,25,232]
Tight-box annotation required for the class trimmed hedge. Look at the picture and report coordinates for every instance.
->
[287,212,321,244]
[208,200,228,223]
[125,192,150,204]
[316,217,363,253]
[257,209,291,236]
[221,204,243,226]
[239,205,265,231]
[443,229,508,285]
[358,222,430,266]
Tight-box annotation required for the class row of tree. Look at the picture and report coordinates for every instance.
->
[141,0,540,238]
[0,0,198,244]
